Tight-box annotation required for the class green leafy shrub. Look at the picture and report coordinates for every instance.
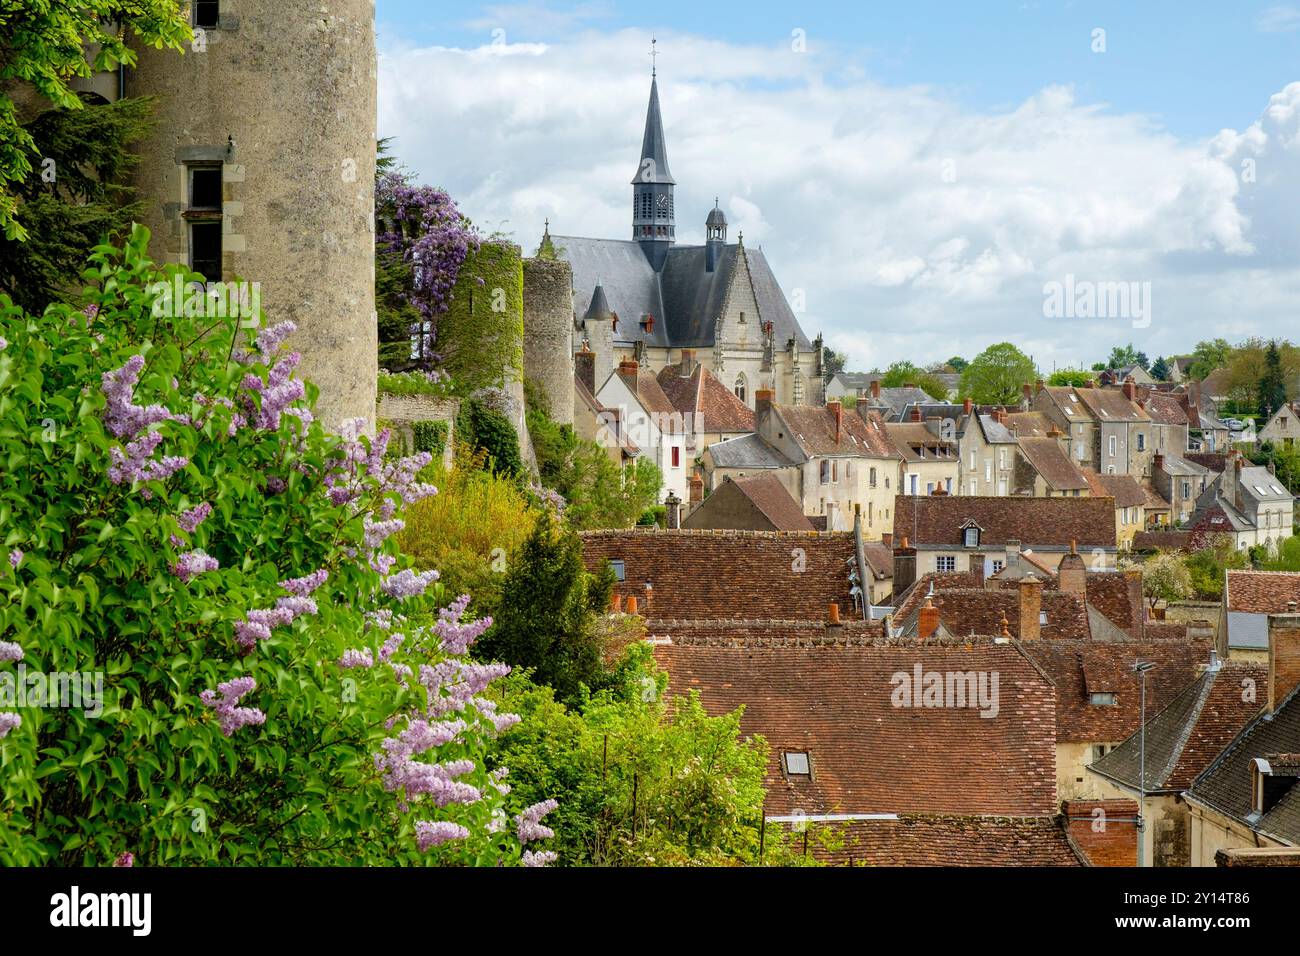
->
[413,419,450,458]
[457,398,522,477]
[0,226,555,866]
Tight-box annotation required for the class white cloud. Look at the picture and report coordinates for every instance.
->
[379,33,1300,372]
[1256,5,1300,33]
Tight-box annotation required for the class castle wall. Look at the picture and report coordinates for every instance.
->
[522,258,575,425]
[126,1,377,430]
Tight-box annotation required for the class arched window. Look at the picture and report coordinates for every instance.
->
[734,374,747,404]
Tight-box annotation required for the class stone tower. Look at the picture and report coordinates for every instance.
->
[126,1,377,430]
[522,255,575,426]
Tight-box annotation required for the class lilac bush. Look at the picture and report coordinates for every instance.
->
[0,226,551,866]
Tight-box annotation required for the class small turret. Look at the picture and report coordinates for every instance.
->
[705,198,727,273]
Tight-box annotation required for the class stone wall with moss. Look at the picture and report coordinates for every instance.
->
[377,394,459,471]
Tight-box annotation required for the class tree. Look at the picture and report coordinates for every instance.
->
[1187,338,1233,380]
[1141,552,1193,611]
[0,1,190,240]
[0,225,553,865]
[475,511,614,704]
[1260,339,1287,417]
[959,343,1037,405]
[1048,369,1092,387]
[946,356,968,373]
[0,96,154,313]
[880,360,951,401]
[821,346,847,384]
[1107,344,1149,370]
[1150,356,1171,382]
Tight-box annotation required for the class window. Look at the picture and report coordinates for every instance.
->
[1038,610,1047,625]
[185,164,223,280]
[998,448,1007,470]
[991,559,1004,574]
[783,752,811,776]
[1091,744,1113,763]
[963,526,979,547]
[820,460,830,484]
[968,450,975,470]
[194,0,220,29]
[1090,693,1117,706]
[937,556,957,572]
[1137,433,1146,451]
[1182,481,1191,498]
[609,560,626,582]
[671,446,680,468]
[832,460,838,483]
[734,374,747,404]
[968,480,977,495]
[984,460,992,481]
[945,478,952,493]
[926,482,934,496]
[869,467,877,488]
[909,474,918,495]
[1108,435,1117,457]
[1107,465,1116,475]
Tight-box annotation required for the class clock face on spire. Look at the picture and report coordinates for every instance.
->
[657,193,670,212]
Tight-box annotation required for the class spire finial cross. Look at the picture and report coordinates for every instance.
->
[649,37,658,77]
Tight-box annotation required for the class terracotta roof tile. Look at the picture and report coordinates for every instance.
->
[729,474,816,531]
[1084,473,1149,508]
[894,494,1117,551]
[1225,570,1300,613]
[1018,437,1091,491]
[808,815,1082,867]
[656,363,756,434]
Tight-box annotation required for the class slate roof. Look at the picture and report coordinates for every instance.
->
[632,77,674,184]
[1186,685,1300,845]
[893,494,1117,552]
[810,815,1082,867]
[1090,662,1266,792]
[1022,640,1214,744]
[656,362,755,434]
[1019,437,1091,492]
[703,432,797,469]
[977,414,1018,444]
[556,236,810,350]
[652,633,1058,816]
[864,386,939,420]
[581,529,856,620]
[683,474,814,532]
[1239,465,1294,506]
[1155,454,1210,477]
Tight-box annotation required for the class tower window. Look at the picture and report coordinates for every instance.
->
[184,163,224,280]
[734,374,747,403]
[194,1,220,29]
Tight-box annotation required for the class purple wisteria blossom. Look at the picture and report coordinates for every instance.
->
[177,502,212,533]
[199,676,265,736]
[171,550,219,583]
[0,640,22,662]
[0,712,22,738]
[516,800,559,843]
[0,336,6,350]
[414,820,470,852]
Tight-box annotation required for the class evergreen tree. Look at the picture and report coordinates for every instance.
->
[1260,339,1287,416]
[1150,356,1170,381]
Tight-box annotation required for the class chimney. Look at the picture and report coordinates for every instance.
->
[688,473,704,505]
[575,346,595,395]
[871,379,881,399]
[664,491,682,529]
[617,359,639,396]
[1125,567,1145,633]
[1019,573,1043,641]
[1266,612,1300,715]
[893,534,917,597]
[1122,378,1137,402]
[996,408,1007,425]
[881,532,893,548]
[1036,378,1044,394]
[828,400,843,444]
[1057,540,1087,596]
[1004,539,1021,575]
[1022,382,1032,403]
[680,349,696,377]
[1153,453,1165,473]
[904,382,916,390]
[641,313,655,334]
[1188,381,1201,410]
[828,602,841,626]
[963,396,973,415]
[1086,379,1097,390]
[625,595,638,616]
[919,597,940,640]
[911,406,923,422]
[754,388,775,421]
[610,311,619,333]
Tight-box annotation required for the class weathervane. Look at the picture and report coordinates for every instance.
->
[649,37,658,77]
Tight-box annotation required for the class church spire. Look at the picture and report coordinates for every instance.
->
[632,42,675,271]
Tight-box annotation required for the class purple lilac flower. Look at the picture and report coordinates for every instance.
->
[363,518,405,549]
[381,568,439,600]
[0,641,23,663]
[378,632,405,663]
[199,676,265,736]
[8,549,20,569]
[106,429,189,486]
[522,850,557,867]
[516,800,558,843]
[0,712,22,738]
[0,337,7,350]
[339,648,374,669]
[177,502,212,533]
[414,820,470,851]
[433,595,492,655]
[100,355,176,439]
[232,606,295,651]
[280,569,328,595]
[113,852,134,868]
[171,550,219,583]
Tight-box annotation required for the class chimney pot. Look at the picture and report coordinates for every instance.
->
[963,396,973,415]
[919,597,940,640]
[911,406,923,422]
[1022,382,1032,401]
[828,400,843,444]
[754,388,775,420]
[688,473,704,504]
[1019,573,1043,640]
[871,379,881,399]
[882,532,893,548]
[828,603,841,626]
[625,595,638,616]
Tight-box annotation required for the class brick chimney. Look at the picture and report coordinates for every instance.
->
[1266,612,1300,715]
[904,382,916,390]
[754,388,775,421]
[995,408,1007,425]
[625,595,638,615]
[911,406,923,422]
[893,535,917,596]
[881,532,893,548]
[1022,382,1032,403]
[1019,573,1043,640]
[1036,378,1044,394]
[1064,799,1139,867]
[575,346,595,395]
[963,396,973,415]
[617,358,639,396]
[1153,453,1165,473]
[870,379,881,399]
[688,473,704,505]
[1086,379,1097,390]
[679,349,696,377]
[1057,540,1087,596]
[828,602,841,626]
[641,313,655,334]
[828,400,843,444]
[664,491,682,529]
[1122,378,1137,402]
[919,597,940,640]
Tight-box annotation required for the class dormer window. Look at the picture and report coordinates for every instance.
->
[1089,692,1117,706]
[1252,757,1299,817]
[962,525,980,548]
[783,751,811,776]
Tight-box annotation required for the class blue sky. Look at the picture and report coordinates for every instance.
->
[376,1,1300,371]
